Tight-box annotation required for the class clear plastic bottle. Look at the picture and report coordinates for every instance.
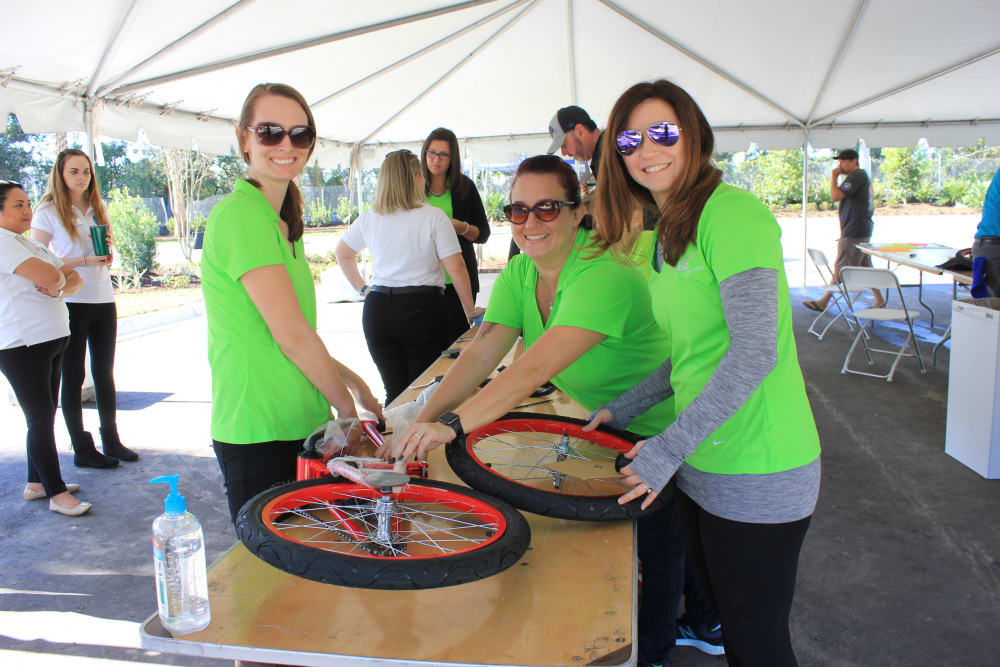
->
[151,474,211,635]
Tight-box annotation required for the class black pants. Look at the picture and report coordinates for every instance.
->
[362,289,450,405]
[442,284,477,345]
[213,439,303,525]
[0,337,69,496]
[677,490,811,667]
[972,237,1000,297]
[61,302,118,437]
[636,481,685,665]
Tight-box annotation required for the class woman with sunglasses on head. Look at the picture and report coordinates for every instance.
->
[0,181,90,516]
[589,80,821,666]
[31,149,137,468]
[393,154,684,667]
[201,83,383,524]
[420,128,491,343]
[335,150,479,405]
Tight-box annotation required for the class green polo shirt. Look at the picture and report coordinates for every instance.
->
[427,189,455,285]
[485,227,674,437]
[649,182,820,474]
[201,179,332,443]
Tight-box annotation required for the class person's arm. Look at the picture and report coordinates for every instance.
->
[621,268,779,501]
[13,257,67,292]
[450,218,479,242]
[395,324,606,460]
[830,167,845,203]
[241,264,363,419]
[334,239,368,295]
[441,252,476,318]
[585,358,674,432]
[329,356,384,421]
[30,228,111,267]
[453,178,490,244]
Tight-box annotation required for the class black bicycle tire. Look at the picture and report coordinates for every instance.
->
[445,412,666,521]
[235,477,531,590]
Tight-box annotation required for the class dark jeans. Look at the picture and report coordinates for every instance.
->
[0,337,69,496]
[677,490,811,667]
[636,481,685,665]
[61,302,118,438]
[362,289,450,405]
[972,237,1000,297]
[442,284,477,345]
[213,439,303,525]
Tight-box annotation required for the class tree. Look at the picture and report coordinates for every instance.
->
[161,148,213,261]
[199,149,245,197]
[0,114,53,198]
[881,146,931,204]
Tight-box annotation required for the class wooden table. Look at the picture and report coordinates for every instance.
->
[140,332,637,667]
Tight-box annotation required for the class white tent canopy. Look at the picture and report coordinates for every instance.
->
[2,0,999,167]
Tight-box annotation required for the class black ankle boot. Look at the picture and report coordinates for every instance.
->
[73,432,120,468]
[100,427,139,462]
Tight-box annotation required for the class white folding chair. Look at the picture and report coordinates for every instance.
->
[806,248,857,339]
[840,267,927,382]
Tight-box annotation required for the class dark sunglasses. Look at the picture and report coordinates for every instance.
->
[615,121,681,156]
[248,122,316,149]
[503,199,575,224]
[426,148,450,160]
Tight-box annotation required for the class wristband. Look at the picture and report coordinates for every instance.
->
[462,222,470,236]
[56,288,64,298]
[359,284,370,297]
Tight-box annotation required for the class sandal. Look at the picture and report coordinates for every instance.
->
[802,300,824,312]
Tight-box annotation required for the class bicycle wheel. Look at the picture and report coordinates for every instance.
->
[446,412,665,521]
[235,477,530,590]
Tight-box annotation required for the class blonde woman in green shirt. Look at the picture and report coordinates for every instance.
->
[592,80,821,666]
[201,83,382,523]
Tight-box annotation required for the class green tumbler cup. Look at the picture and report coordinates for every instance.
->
[89,225,109,256]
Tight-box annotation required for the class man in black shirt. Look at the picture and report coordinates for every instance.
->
[546,105,604,186]
[804,149,885,311]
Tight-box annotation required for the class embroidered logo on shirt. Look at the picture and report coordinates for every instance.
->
[712,440,725,446]
[842,182,852,191]
[675,257,705,275]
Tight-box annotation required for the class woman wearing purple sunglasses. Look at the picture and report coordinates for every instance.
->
[590,79,821,666]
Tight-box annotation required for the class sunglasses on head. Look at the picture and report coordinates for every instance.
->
[248,122,316,149]
[615,121,681,156]
[503,199,575,224]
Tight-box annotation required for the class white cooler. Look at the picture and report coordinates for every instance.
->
[945,298,1000,478]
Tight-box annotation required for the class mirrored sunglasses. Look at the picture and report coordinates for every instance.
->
[503,199,575,224]
[615,121,681,156]
[249,122,316,149]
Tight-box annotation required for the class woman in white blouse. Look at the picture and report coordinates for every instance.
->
[335,149,480,404]
[32,149,137,468]
[0,181,90,516]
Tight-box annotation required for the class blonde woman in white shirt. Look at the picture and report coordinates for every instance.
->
[32,149,137,468]
[0,181,91,516]
[336,149,480,404]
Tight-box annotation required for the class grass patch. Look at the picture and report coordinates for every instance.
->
[115,287,203,318]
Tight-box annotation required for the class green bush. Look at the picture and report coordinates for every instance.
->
[107,187,158,277]
[306,198,332,227]
[486,192,505,221]
[337,196,358,223]
[913,180,939,204]
[937,178,967,206]
[165,217,176,235]
[959,174,989,208]
[881,146,931,204]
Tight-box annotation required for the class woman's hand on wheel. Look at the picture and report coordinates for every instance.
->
[617,440,659,510]
[582,408,613,432]
[357,391,384,423]
[393,421,457,461]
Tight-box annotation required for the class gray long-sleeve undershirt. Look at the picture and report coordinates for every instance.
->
[608,267,779,492]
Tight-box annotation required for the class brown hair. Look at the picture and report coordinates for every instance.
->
[373,150,425,215]
[38,149,111,241]
[237,83,316,242]
[594,79,721,266]
[420,127,468,198]
[0,180,25,210]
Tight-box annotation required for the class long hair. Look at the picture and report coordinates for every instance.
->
[510,154,592,231]
[419,127,467,198]
[38,149,111,241]
[0,180,25,211]
[373,150,424,215]
[594,79,721,266]
[237,83,316,243]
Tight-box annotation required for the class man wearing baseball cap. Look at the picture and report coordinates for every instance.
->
[546,105,604,179]
[804,148,885,312]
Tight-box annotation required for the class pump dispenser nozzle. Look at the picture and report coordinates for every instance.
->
[151,474,187,515]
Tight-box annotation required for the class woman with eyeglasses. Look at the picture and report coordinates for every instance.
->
[201,83,383,524]
[590,79,821,666]
[393,155,684,667]
[335,150,479,405]
[31,148,137,468]
[0,180,90,516]
[420,128,491,343]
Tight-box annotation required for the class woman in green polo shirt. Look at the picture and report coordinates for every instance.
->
[393,154,684,667]
[590,79,821,666]
[201,83,382,524]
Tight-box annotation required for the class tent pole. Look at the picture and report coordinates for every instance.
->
[801,129,809,287]
[566,0,577,104]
